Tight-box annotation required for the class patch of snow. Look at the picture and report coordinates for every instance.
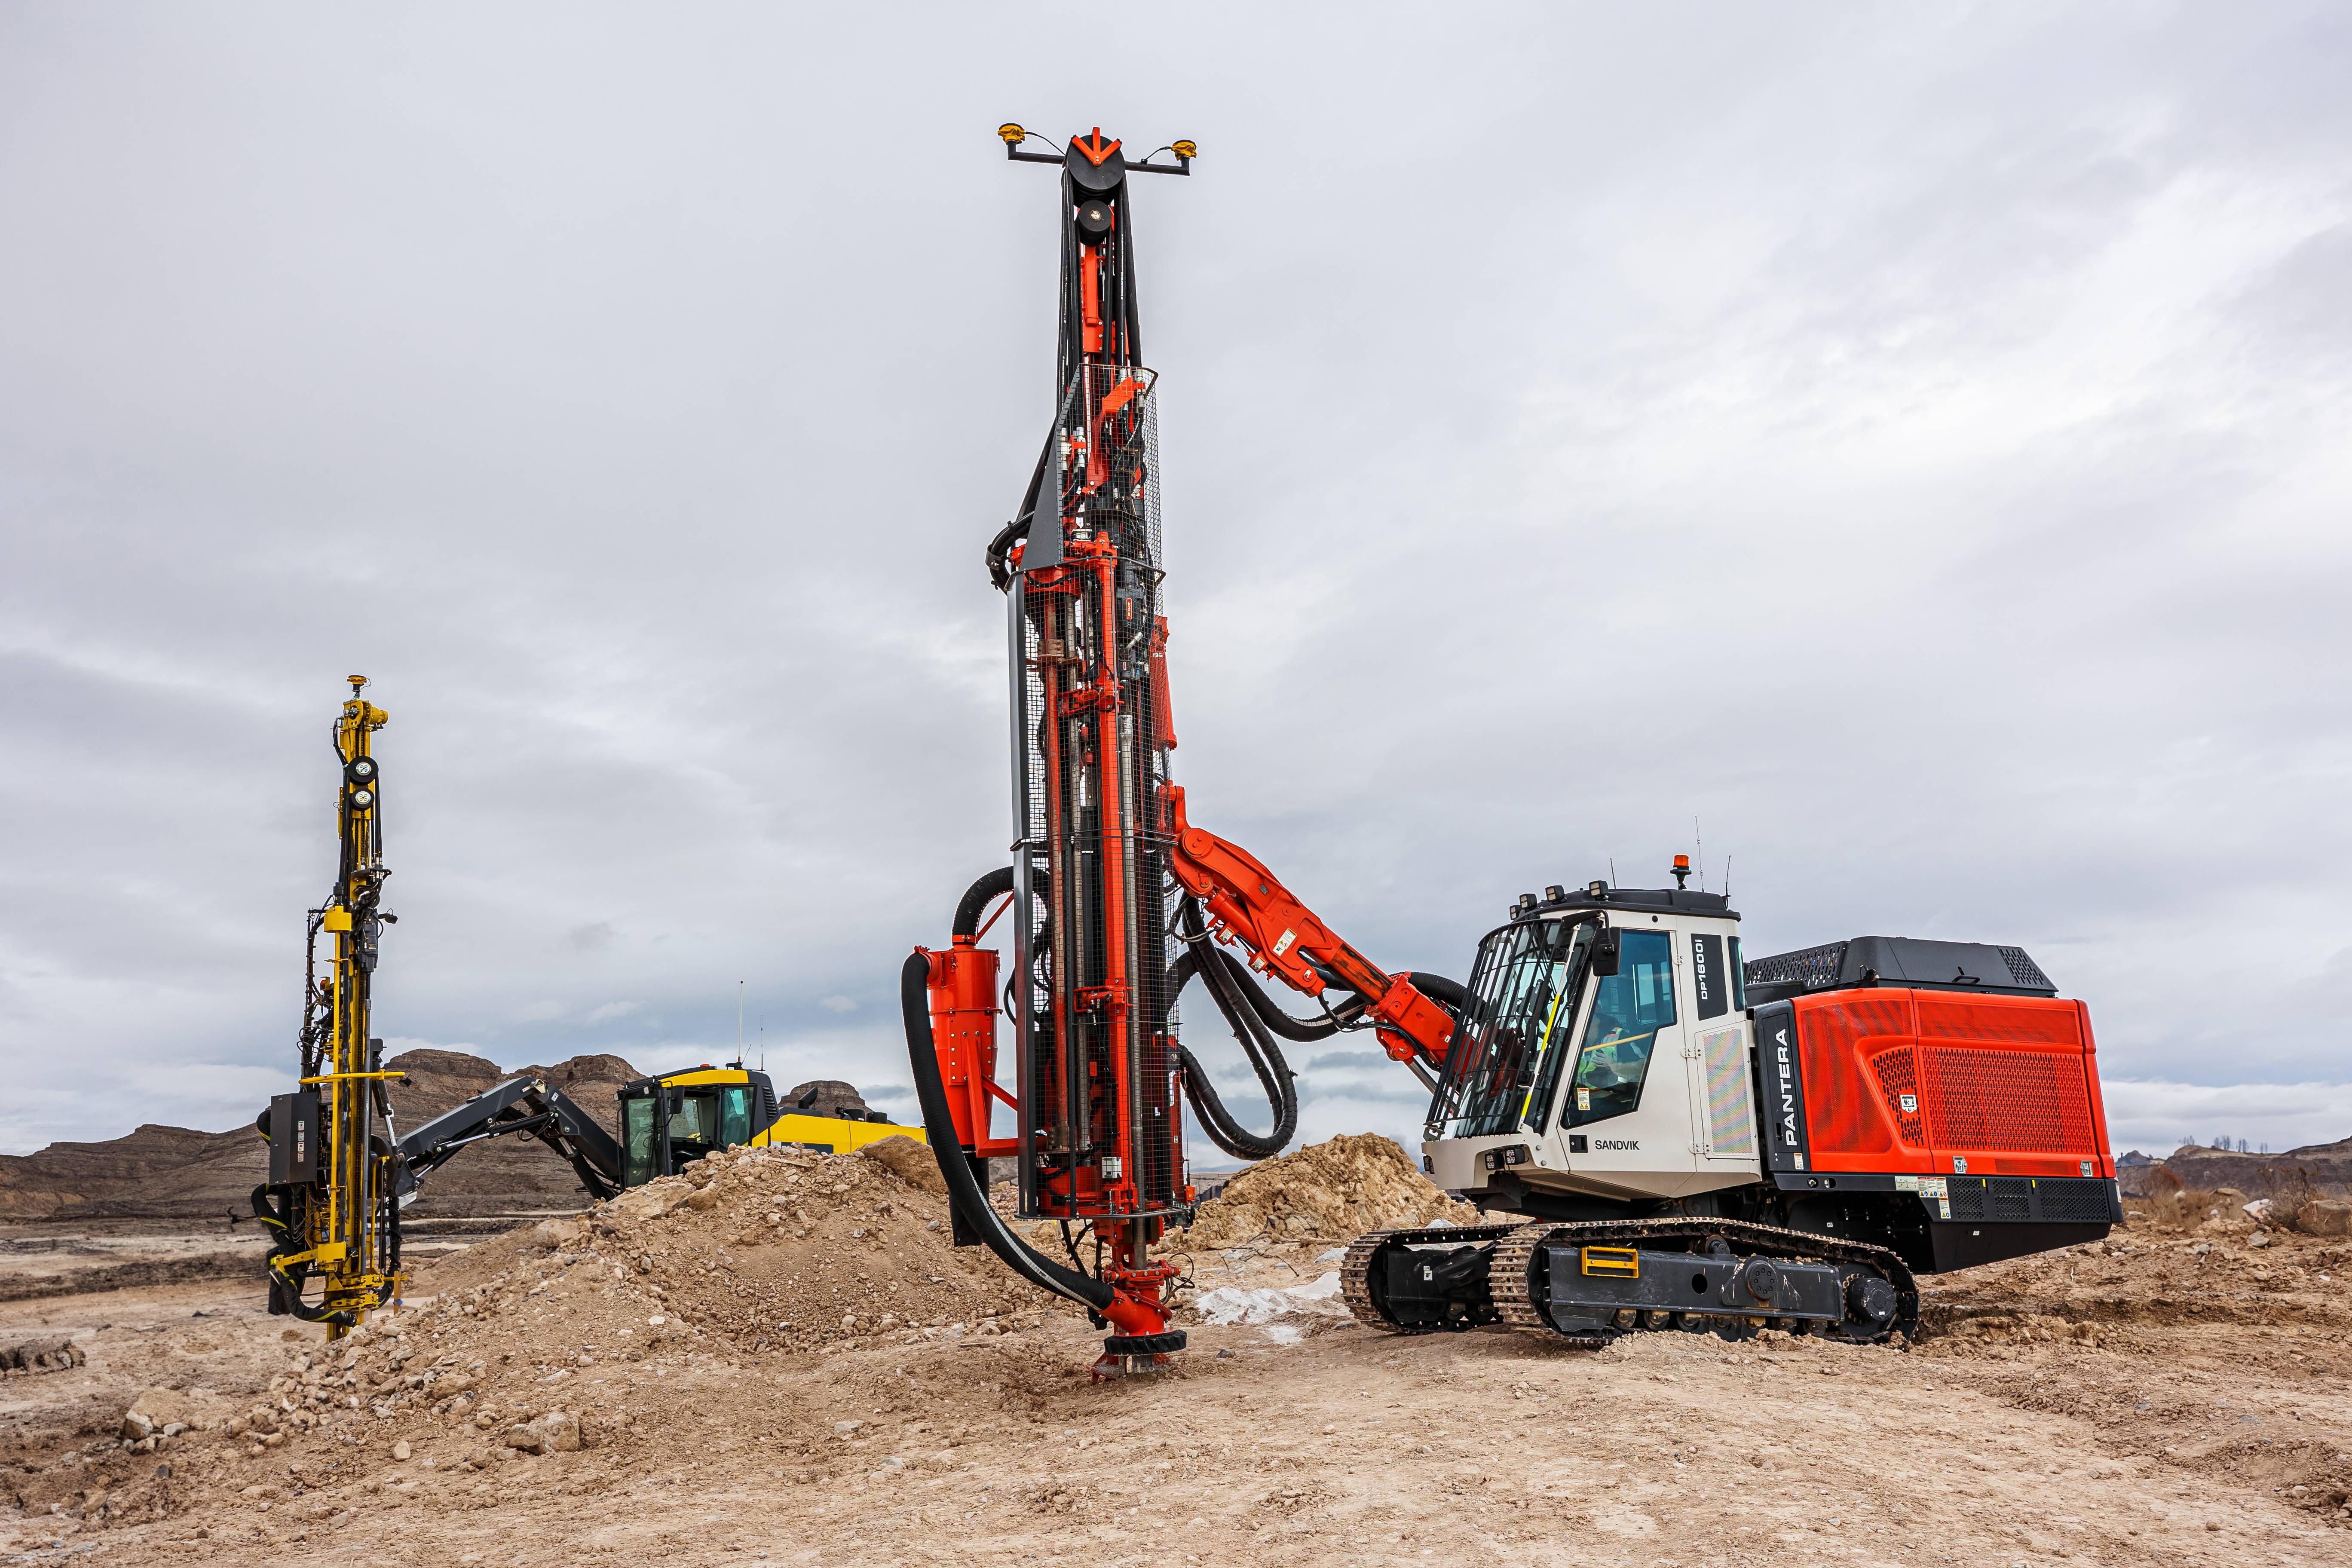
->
[1194,1271,1349,1326]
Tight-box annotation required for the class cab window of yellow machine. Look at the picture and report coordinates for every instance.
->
[622,1098,657,1186]
[720,1086,752,1147]
[669,1093,713,1143]
[1566,931,1675,1126]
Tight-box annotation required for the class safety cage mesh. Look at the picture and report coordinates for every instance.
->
[1744,940,1846,991]
[1008,365,1182,1216]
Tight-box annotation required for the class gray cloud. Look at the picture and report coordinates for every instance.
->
[3,5,2348,1161]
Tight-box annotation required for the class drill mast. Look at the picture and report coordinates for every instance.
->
[1008,126,1187,1352]
[256,677,404,1335]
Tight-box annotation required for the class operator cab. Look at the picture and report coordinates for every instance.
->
[613,1064,926,1188]
[1424,870,1755,1213]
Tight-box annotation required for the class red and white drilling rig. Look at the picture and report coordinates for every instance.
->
[903,126,2119,1370]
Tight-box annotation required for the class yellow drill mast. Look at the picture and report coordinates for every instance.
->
[255,677,404,1335]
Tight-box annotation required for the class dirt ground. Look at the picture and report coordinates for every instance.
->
[2,1151,2346,1568]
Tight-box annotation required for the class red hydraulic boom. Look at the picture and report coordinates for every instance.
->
[901,126,1467,1375]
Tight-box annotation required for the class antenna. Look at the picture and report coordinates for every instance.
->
[1694,817,1705,892]
[1608,857,1617,887]
[736,980,744,1065]
[1723,854,1733,905]
[759,1013,765,1076]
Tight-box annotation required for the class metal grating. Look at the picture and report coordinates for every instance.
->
[1745,940,1846,990]
[2037,1178,2119,1222]
[1430,919,1589,1139]
[1869,1046,1926,1146]
[1997,946,2055,990]
[1944,1175,2116,1224]
[1921,1047,2094,1155]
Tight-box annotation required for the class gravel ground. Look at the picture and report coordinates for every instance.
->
[0,1161,2344,1568]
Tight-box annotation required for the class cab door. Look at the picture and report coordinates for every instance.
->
[1558,925,1699,1196]
[1680,925,1761,1180]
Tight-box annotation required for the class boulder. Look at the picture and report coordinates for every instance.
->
[121,1387,202,1442]
[2294,1199,2352,1237]
[533,1218,585,1250]
[0,1336,84,1375]
[859,1135,947,1195]
[502,1410,581,1455]
[610,1181,693,1220]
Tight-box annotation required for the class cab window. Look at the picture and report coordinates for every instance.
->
[621,1097,656,1187]
[720,1085,752,1148]
[669,1091,717,1155]
[1566,930,1676,1127]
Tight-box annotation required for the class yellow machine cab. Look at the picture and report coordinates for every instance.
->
[614,1063,923,1187]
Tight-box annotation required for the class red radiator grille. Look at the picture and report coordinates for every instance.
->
[1870,1047,1926,1146]
[1921,1047,2095,1155]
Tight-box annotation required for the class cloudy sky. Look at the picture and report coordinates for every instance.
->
[3,4,2348,1166]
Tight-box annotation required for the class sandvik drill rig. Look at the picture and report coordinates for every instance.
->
[904,127,1469,1375]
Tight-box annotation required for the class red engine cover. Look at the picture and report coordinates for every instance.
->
[1793,989,2113,1179]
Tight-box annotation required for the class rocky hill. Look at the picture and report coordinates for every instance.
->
[0,1124,260,1224]
[2117,1136,2352,1199]
[0,1051,876,1228]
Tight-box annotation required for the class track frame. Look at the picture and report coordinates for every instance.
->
[1347,1217,1919,1348]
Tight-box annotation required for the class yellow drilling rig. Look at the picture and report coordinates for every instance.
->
[254,677,404,1334]
[249,679,930,1337]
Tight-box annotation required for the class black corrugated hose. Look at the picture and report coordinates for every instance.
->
[1164,897,1301,1159]
[900,946,1113,1311]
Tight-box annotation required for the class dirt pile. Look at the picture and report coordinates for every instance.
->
[63,1140,1067,1515]
[420,1137,1051,1361]
[1177,1133,1478,1247]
